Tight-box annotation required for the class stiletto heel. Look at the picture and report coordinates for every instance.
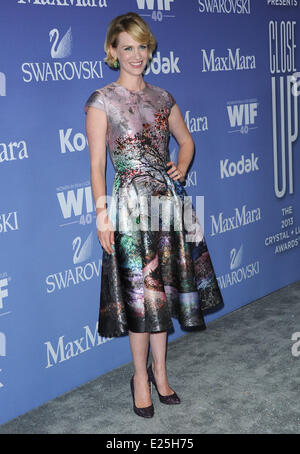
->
[147,364,181,405]
[130,375,154,418]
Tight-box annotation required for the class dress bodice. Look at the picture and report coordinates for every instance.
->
[84,81,176,184]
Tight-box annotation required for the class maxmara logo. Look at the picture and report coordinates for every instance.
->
[44,323,113,369]
[0,139,29,164]
[46,232,101,292]
[22,26,103,83]
[17,0,108,7]
[198,0,251,14]
[210,204,262,236]
[201,48,256,72]
[185,110,208,134]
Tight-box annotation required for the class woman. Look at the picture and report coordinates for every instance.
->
[84,12,223,418]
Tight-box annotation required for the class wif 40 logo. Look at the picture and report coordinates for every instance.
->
[0,72,6,96]
[136,0,175,21]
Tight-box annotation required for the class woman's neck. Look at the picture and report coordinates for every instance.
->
[116,74,145,91]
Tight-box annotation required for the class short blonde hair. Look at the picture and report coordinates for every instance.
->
[104,12,157,69]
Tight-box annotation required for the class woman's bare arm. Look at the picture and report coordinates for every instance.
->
[85,106,115,254]
[168,103,194,183]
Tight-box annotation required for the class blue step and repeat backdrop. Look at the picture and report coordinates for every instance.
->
[0,0,299,425]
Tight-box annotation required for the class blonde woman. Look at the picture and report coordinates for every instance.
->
[84,12,223,418]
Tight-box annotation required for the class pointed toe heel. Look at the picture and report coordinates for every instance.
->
[147,364,181,405]
[130,375,154,418]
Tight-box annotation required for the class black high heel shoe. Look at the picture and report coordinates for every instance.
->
[130,375,154,418]
[147,364,181,405]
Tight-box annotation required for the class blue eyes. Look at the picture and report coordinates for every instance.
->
[124,45,147,51]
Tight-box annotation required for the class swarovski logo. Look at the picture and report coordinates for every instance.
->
[22,26,103,82]
[217,244,260,289]
[198,0,251,14]
[0,212,19,233]
[45,232,100,293]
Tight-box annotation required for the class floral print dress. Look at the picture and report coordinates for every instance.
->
[84,81,223,338]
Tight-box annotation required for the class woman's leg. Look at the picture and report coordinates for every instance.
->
[149,331,174,395]
[128,330,152,407]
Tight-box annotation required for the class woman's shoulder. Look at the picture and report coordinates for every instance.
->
[147,83,176,108]
[90,82,114,98]
[84,84,112,113]
[146,82,171,95]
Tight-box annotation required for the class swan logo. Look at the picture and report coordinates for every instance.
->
[217,244,260,289]
[230,244,243,270]
[73,231,93,264]
[0,72,6,96]
[45,232,101,293]
[49,27,72,59]
[21,26,103,83]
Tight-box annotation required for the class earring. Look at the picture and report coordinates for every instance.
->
[113,58,119,69]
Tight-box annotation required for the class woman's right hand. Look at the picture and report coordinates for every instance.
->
[96,211,115,255]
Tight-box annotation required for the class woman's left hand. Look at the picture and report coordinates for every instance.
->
[166,161,185,183]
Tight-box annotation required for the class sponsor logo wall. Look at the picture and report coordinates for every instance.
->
[0,0,299,425]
